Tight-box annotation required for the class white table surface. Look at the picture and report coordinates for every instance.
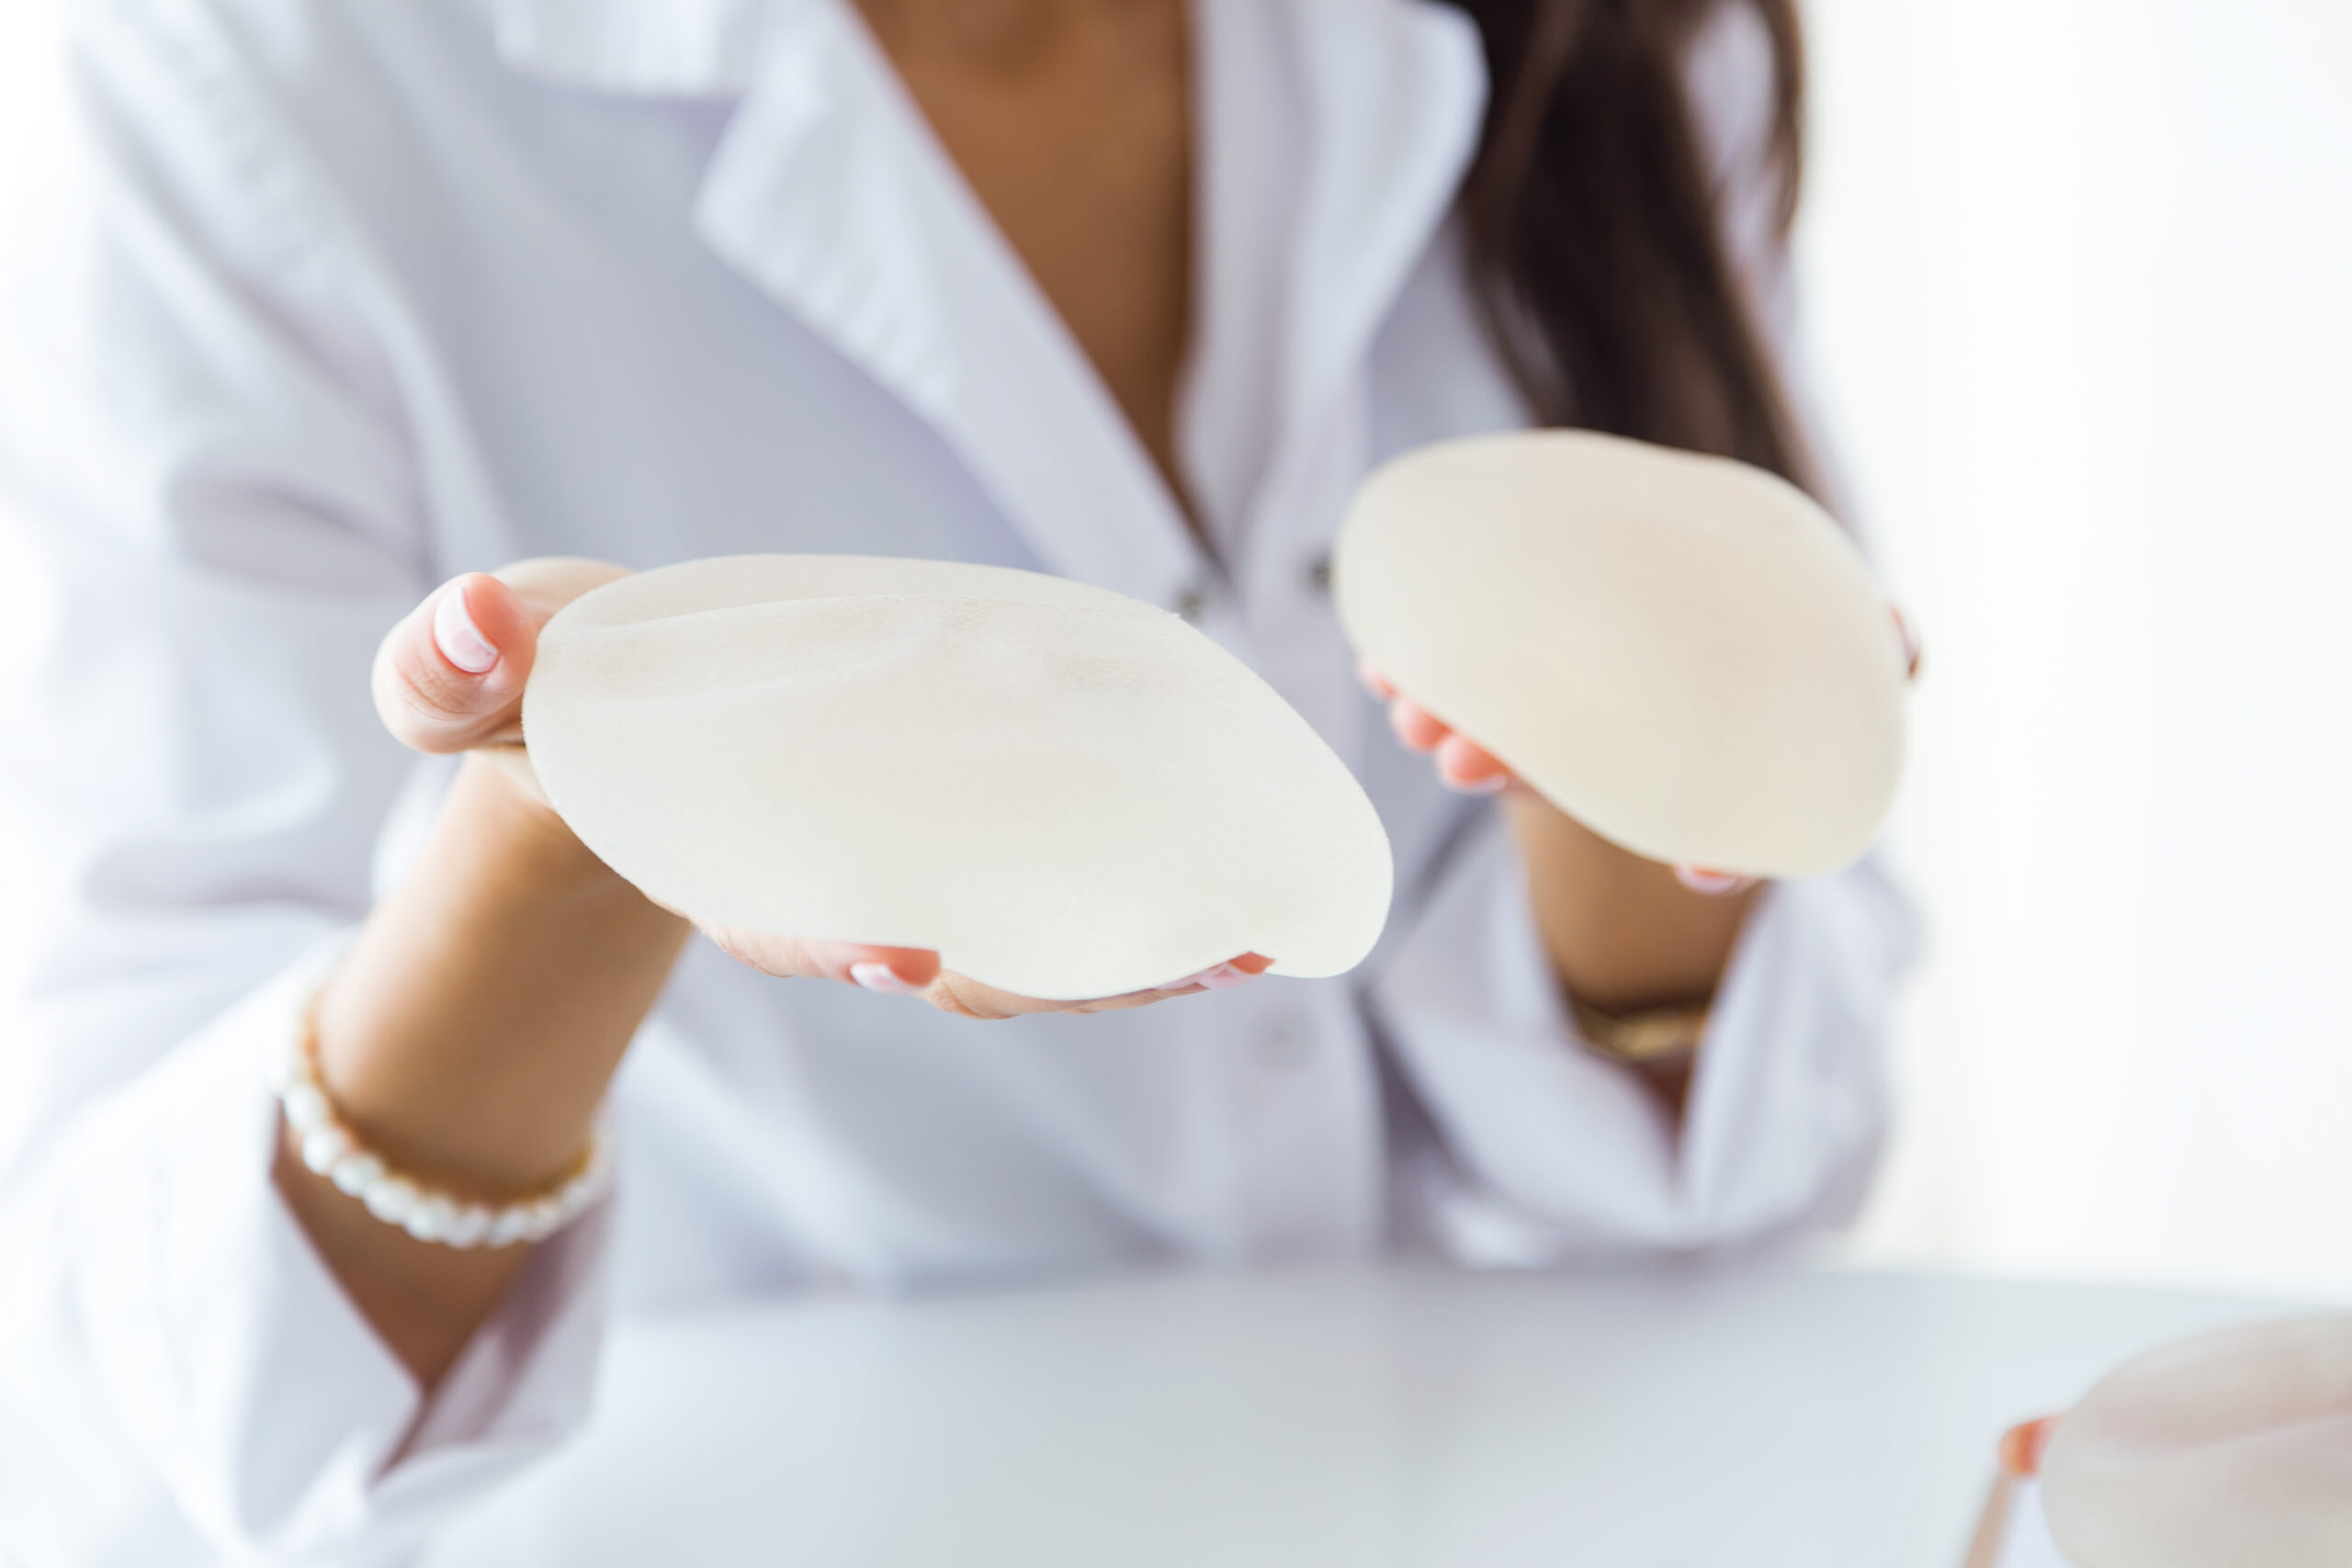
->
[424,1262,2301,1568]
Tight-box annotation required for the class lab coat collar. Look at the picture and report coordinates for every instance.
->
[689,0,1207,603]
[491,0,798,96]
[493,0,1488,609]
[1242,0,1487,559]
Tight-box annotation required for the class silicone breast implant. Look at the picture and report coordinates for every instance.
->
[1331,430,1909,880]
[2040,1317,2352,1567]
[522,555,1394,1001]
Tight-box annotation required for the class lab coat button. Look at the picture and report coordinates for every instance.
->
[1306,553,1333,594]
[1173,584,1206,622]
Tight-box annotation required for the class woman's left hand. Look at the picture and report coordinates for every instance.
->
[1357,604,1921,900]
[1355,657,1759,898]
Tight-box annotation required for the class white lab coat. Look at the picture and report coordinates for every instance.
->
[0,0,1913,1562]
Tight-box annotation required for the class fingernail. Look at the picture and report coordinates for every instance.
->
[1170,962,1258,991]
[1356,657,1397,701]
[1675,866,1756,897]
[1389,707,1440,753]
[850,962,921,995]
[1443,772,1510,796]
[1999,1417,2057,1477]
[434,584,499,674]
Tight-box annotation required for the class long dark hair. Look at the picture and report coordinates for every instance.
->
[1439,0,1814,491]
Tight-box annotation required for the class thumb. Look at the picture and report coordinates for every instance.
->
[374,574,539,754]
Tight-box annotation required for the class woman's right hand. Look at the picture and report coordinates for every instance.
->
[373,563,1271,1021]
[372,557,626,807]
[311,562,1262,1386]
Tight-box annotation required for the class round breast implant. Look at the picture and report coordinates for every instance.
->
[2041,1317,2352,1568]
[523,556,1394,1001]
[1332,431,1909,879]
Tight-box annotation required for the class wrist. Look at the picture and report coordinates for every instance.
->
[312,752,686,1192]
[279,986,614,1238]
[1504,792,1756,1013]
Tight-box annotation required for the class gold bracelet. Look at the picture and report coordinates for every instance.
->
[1567,995,1713,1066]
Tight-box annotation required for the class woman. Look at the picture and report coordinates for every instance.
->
[0,0,1912,1561]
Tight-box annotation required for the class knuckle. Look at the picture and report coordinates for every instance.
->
[927,991,981,1021]
[706,926,795,976]
[388,637,480,722]
[927,976,1009,1021]
[376,636,521,754]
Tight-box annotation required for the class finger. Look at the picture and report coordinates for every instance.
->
[1149,951,1274,992]
[838,944,944,994]
[373,575,540,754]
[1060,953,1274,1013]
[920,970,1057,1021]
[1891,605,1923,681]
[927,952,1277,1021]
[718,936,1276,1017]
[1388,696,1450,754]
[705,929,942,990]
[926,967,1166,1021]
[1673,865,1759,897]
[1356,657,1399,702]
[1998,1416,2059,1478]
[1433,733,1512,795]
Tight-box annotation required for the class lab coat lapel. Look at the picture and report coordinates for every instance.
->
[490,0,1477,605]
[492,0,791,95]
[1249,0,1489,559]
[1177,0,1485,768]
[687,4,1207,606]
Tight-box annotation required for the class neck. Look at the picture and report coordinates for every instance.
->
[856,0,1080,66]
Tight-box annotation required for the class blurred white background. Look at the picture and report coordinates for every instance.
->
[1807,0,2352,1300]
[2,1,2348,1300]
[0,0,59,1028]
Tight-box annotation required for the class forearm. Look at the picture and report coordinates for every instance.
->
[277,755,689,1388]
[1502,792,1758,1015]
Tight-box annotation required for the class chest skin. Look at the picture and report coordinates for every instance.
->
[854,0,1198,528]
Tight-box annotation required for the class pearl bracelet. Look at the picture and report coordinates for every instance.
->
[272,1004,612,1249]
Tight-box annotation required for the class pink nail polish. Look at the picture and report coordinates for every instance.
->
[850,962,920,994]
[1167,962,1259,991]
[1444,773,1510,796]
[1999,1417,2058,1478]
[433,584,499,674]
[1675,866,1755,897]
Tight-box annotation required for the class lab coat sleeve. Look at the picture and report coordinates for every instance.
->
[0,7,609,1562]
[1373,816,1914,1264]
